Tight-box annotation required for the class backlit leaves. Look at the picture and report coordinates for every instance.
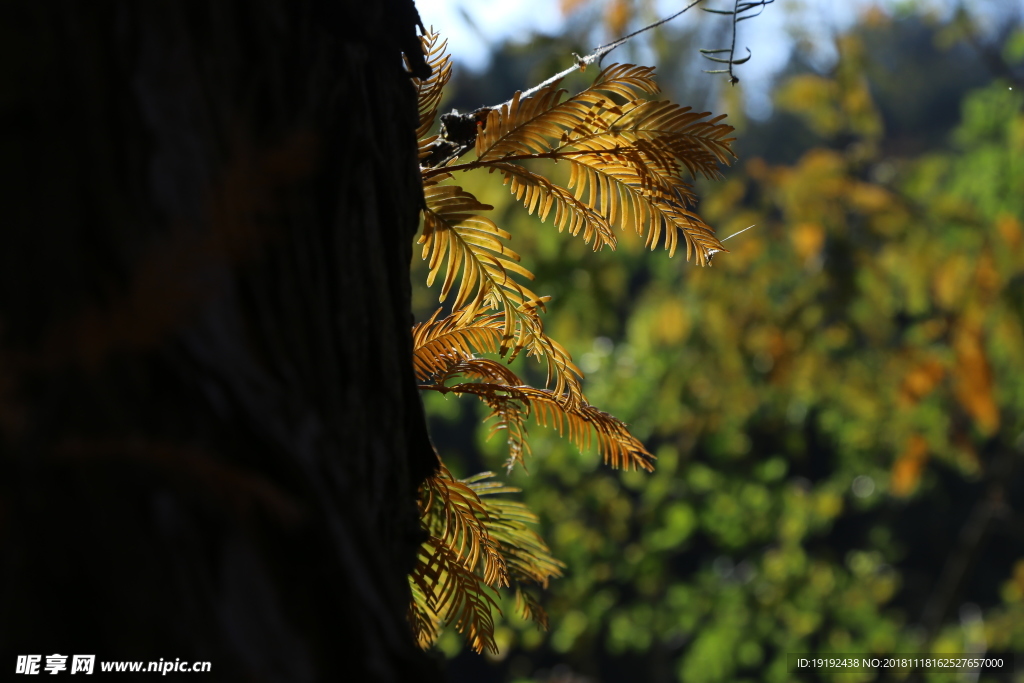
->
[466,63,735,262]
[417,59,734,402]
[424,361,655,474]
[409,30,731,656]
[412,308,504,379]
[411,465,562,653]
[410,535,501,654]
[489,161,616,250]
[420,180,535,315]
[411,29,453,160]
[420,178,586,406]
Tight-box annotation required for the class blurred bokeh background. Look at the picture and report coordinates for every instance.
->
[410,0,1024,681]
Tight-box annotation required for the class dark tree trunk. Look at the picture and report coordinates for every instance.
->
[0,2,443,681]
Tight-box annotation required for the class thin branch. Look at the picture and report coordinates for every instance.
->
[422,0,711,170]
[706,223,756,263]
[422,147,640,179]
[516,0,709,103]
[699,0,773,85]
[720,223,757,242]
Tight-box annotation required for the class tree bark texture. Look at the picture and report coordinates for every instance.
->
[0,2,443,681]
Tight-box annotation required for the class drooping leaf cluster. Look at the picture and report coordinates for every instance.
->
[406,29,735,653]
[409,463,563,655]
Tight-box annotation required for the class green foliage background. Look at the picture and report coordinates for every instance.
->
[413,4,1024,681]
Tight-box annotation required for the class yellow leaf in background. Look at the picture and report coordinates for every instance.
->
[859,5,889,28]
[931,254,973,310]
[777,149,847,221]
[746,324,788,363]
[898,357,945,407]
[847,182,894,214]
[891,434,929,497]
[700,178,746,221]
[952,321,1000,436]
[560,0,634,38]
[605,0,630,40]
[776,75,842,137]
[656,299,690,345]
[840,81,883,140]
[974,251,1001,300]
[800,149,848,196]
[791,222,825,264]
[996,213,1022,252]
[744,157,771,184]
[559,0,589,14]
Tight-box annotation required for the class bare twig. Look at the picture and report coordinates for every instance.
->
[515,0,710,104]
[423,0,712,169]
[706,224,757,263]
[699,0,773,85]
[720,223,757,242]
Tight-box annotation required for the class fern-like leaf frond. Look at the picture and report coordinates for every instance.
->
[412,308,504,381]
[438,357,525,388]
[464,473,565,588]
[580,98,735,172]
[523,385,655,471]
[411,465,562,652]
[461,63,735,263]
[513,322,584,408]
[410,536,501,655]
[420,184,585,405]
[488,161,616,250]
[563,152,722,262]
[514,587,550,630]
[408,582,441,650]
[421,181,535,315]
[412,29,453,160]
[421,463,509,587]
[424,374,654,472]
[474,63,659,162]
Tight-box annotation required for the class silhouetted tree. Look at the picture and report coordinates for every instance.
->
[0,2,443,681]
